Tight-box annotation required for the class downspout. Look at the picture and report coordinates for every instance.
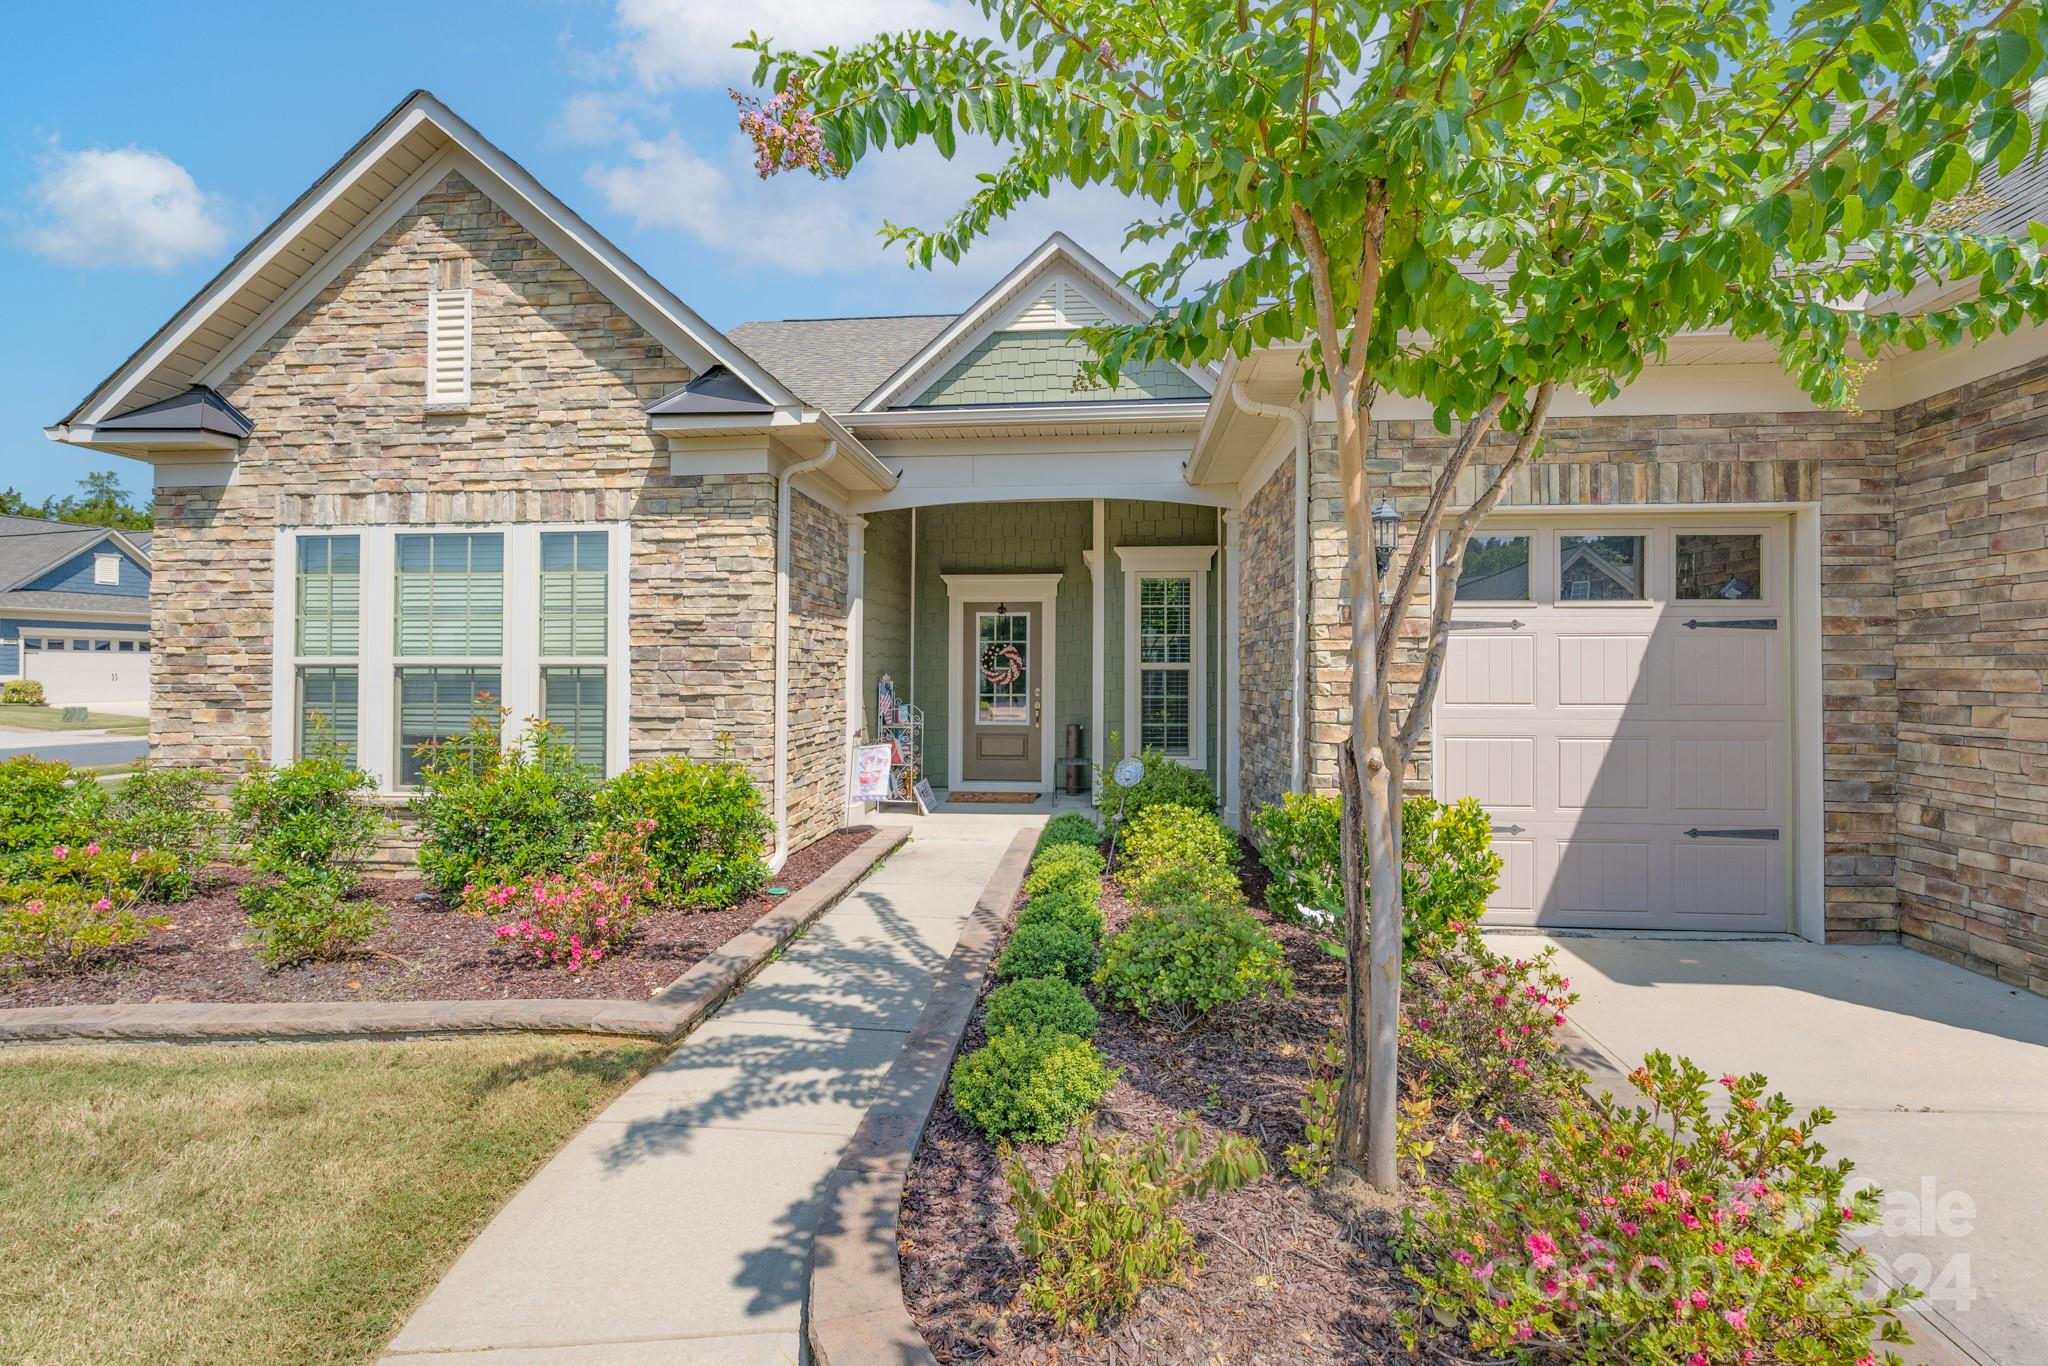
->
[772,440,840,872]
[1230,384,1309,794]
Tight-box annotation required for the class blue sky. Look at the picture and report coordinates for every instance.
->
[0,0,1143,505]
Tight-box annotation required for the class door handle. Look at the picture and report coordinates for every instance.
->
[1033,688,1042,727]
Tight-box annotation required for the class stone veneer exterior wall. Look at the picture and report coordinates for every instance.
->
[1277,407,1902,942]
[1234,453,1297,824]
[785,490,849,849]
[154,170,808,840]
[1894,354,2048,995]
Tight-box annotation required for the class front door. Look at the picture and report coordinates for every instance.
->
[962,601,1041,784]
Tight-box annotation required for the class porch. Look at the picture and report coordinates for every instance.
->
[851,497,1230,813]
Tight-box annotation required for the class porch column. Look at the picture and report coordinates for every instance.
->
[844,514,867,824]
[1222,508,1241,828]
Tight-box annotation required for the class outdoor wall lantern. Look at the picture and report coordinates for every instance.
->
[1372,497,1401,577]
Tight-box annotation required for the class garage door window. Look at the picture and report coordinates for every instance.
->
[1455,535,1532,602]
[1559,534,1645,602]
[1677,533,1764,600]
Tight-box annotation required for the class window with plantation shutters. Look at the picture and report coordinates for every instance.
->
[538,530,609,772]
[427,288,472,406]
[294,535,361,767]
[395,533,503,657]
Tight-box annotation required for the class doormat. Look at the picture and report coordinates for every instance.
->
[946,791,1042,805]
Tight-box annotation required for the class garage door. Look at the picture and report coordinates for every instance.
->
[21,633,150,709]
[1434,516,1790,930]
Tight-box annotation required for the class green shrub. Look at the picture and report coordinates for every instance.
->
[595,754,772,908]
[410,714,600,900]
[1125,859,1246,910]
[1249,793,1503,954]
[983,975,1099,1040]
[1006,1118,1264,1330]
[233,738,390,963]
[1015,890,1104,943]
[1404,1052,1914,1365]
[97,766,226,901]
[1250,792,1343,925]
[1283,1032,1345,1184]
[1094,901,1292,1027]
[0,756,85,875]
[0,894,167,973]
[1404,930,1581,1121]
[1036,812,1102,854]
[1114,802,1237,900]
[1023,843,1106,904]
[997,918,1098,984]
[949,1029,1115,1142]
[1,679,46,706]
[1095,740,1218,829]
[241,871,387,967]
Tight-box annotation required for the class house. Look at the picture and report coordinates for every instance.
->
[0,515,152,710]
[44,91,2048,1000]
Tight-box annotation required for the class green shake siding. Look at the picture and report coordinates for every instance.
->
[859,499,1221,793]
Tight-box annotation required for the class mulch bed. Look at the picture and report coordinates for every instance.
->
[900,850,1473,1365]
[0,828,871,1009]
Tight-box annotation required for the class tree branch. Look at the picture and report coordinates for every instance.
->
[1377,392,1510,665]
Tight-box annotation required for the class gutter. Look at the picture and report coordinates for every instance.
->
[772,440,841,872]
[1230,383,1309,794]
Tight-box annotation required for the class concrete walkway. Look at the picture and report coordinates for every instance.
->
[383,810,1042,1365]
[1502,934,2048,1366]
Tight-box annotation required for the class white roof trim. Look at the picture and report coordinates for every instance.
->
[840,398,1210,429]
[854,233,1211,413]
[62,90,808,429]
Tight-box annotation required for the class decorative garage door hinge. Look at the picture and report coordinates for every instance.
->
[1682,617,1777,630]
[1682,827,1780,841]
[1491,823,1526,835]
[1446,619,1526,631]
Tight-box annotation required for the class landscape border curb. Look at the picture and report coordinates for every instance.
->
[0,825,909,1046]
[805,824,1037,1366]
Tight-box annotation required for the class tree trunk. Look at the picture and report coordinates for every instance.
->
[1361,741,1403,1190]
[1335,740,1369,1165]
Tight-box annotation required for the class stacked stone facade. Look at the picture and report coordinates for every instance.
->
[1234,453,1297,823]
[1894,355,2048,995]
[153,171,849,853]
[786,491,849,847]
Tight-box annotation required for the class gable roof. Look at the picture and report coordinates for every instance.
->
[727,315,954,412]
[855,233,1213,412]
[50,90,807,433]
[0,516,151,595]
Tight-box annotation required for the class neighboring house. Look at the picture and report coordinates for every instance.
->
[43,91,2048,1000]
[0,515,152,709]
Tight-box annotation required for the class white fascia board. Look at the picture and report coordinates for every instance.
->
[42,426,242,458]
[658,410,896,493]
[841,399,1210,430]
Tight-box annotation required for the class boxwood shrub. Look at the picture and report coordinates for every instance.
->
[1036,812,1102,854]
[1016,890,1104,943]
[950,1028,1115,1142]
[997,918,1098,984]
[595,754,772,908]
[1095,900,1292,1027]
[983,975,1099,1040]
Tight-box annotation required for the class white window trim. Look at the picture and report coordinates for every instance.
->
[272,522,630,794]
[1115,545,1215,768]
[93,552,122,586]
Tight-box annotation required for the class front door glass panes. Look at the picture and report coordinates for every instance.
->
[1456,535,1532,601]
[1558,534,1646,601]
[1676,533,1764,600]
[976,611,1030,725]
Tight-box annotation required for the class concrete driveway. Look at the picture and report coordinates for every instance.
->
[1495,934,2048,1366]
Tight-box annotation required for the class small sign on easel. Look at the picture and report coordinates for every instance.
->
[912,777,936,815]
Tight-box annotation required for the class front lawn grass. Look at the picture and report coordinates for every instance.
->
[0,703,150,734]
[0,1036,664,1364]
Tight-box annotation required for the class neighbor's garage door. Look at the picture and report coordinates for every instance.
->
[22,633,149,709]
[1434,515,1791,930]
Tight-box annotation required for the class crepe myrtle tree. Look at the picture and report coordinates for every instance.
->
[739,0,2048,1189]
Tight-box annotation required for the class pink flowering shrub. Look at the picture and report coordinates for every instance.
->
[731,86,843,178]
[0,841,173,971]
[465,821,655,971]
[1403,1050,1914,1364]
[1402,929,1582,1124]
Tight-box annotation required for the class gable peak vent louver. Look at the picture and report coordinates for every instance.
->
[1011,278,1109,330]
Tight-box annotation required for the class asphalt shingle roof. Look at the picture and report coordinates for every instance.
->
[727,314,955,411]
[0,589,149,616]
[0,516,123,592]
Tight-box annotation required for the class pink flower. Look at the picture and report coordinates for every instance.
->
[1723,1307,1749,1332]
[1524,1232,1558,1268]
[51,845,68,860]
[94,897,113,911]
[84,842,100,857]
[1718,1074,1739,1088]
[1690,1288,1710,1310]
[1733,1247,1761,1271]
[129,850,142,864]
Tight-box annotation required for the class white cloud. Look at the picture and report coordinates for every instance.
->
[21,145,232,271]
[614,0,986,90]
